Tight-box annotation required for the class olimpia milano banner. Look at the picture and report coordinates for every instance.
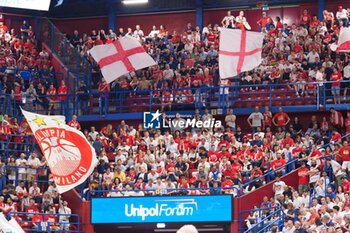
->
[21,109,98,194]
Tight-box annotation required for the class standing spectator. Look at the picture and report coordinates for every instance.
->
[330,108,344,132]
[76,81,89,115]
[15,153,27,181]
[57,80,68,114]
[330,67,342,104]
[263,106,272,130]
[247,106,264,132]
[58,200,71,232]
[225,109,236,131]
[343,63,350,100]
[98,78,110,114]
[27,153,40,181]
[221,11,235,28]
[47,83,57,115]
[20,20,29,40]
[300,9,311,27]
[298,162,309,194]
[257,12,273,32]
[272,107,290,129]
[67,115,81,130]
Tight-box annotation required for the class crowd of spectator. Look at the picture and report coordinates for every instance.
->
[62,6,350,115]
[1,5,350,233]
[0,18,66,118]
[69,105,350,200]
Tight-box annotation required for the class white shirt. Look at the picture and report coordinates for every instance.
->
[315,71,324,86]
[15,158,27,174]
[88,131,99,141]
[274,181,286,196]
[225,114,236,128]
[306,52,319,63]
[336,9,348,19]
[248,112,264,127]
[59,206,71,221]
[344,65,350,78]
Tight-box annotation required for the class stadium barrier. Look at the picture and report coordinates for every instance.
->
[8,211,81,233]
[239,206,284,233]
[1,80,348,120]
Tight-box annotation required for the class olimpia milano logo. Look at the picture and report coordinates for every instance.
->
[124,199,198,221]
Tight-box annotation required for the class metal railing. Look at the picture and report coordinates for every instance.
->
[39,18,92,90]
[1,80,350,120]
[239,206,284,233]
[241,155,298,194]
[4,165,49,186]
[0,134,35,158]
[85,186,240,201]
[8,212,81,233]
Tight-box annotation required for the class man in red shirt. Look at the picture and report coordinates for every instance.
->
[298,162,309,194]
[25,198,39,220]
[67,115,81,130]
[98,78,110,114]
[57,80,68,115]
[272,153,286,177]
[345,112,350,134]
[330,68,342,104]
[338,141,350,172]
[281,133,294,147]
[300,9,311,26]
[272,107,290,129]
[247,165,263,192]
[257,12,273,32]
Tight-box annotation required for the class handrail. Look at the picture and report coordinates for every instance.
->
[86,186,240,200]
[240,157,298,194]
[243,207,284,233]
[1,79,349,120]
[8,211,81,233]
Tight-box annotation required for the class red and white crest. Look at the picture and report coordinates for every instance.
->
[35,127,97,193]
[21,109,98,194]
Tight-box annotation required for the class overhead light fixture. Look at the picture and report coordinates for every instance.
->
[122,0,148,5]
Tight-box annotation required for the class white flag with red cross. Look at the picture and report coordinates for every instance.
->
[21,109,98,194]
[89,36,157,83]
[219,28,264,79]
[336,27,350,52]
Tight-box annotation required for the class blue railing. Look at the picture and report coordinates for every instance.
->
[85,186,240,201]
[239,206,284,233]
[8,212,81,233]
[0,134,35,158]
[39,18,92,90]
[2,80,350,120]
[4,165,49,186]
[241,156,298,194]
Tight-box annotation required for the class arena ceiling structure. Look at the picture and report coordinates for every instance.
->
[1,0,318,18]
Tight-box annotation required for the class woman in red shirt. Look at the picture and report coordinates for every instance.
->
[47,84,57,115]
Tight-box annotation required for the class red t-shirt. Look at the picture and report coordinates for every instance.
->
[346,118,350,133]
[67,120,81,130]
[57,85,67,101]
[339,146,350,161]
[273,112,289,126]
[272,159,286,169]
[301,14,311,24]
[298,167,309,185]
[331,72,342,86]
